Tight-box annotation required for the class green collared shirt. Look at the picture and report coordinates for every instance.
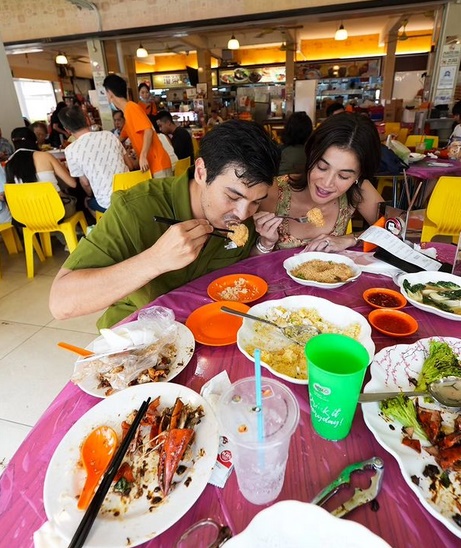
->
[63,173,256,328]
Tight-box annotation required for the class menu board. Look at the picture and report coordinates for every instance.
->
[219,66,286,85]
[152,72,190,89]
[296,58,381,79]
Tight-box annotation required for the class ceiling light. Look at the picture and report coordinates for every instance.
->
[227,34,240,50]
[136,44,148,58]
[55,52,68,64]
[334,23,348,41]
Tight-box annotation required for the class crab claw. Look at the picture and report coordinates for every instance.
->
[158,428,194,496]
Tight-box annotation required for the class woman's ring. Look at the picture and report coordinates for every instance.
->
[324,239,330,247]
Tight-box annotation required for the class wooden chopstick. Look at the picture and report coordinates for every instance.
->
[68,397,151,548]
[152,216,233,238]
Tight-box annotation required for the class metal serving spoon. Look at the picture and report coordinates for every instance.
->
[221,306,320,345]
[359,376,461,408]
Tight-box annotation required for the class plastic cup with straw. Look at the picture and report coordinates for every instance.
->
[218,353,300,505]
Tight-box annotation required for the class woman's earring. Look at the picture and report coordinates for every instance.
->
[355,179,359,185]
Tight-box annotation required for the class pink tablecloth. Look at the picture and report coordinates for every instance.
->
[0,245,459,548]
[406,158,461,179]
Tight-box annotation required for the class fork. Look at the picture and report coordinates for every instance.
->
[276,215,312,223]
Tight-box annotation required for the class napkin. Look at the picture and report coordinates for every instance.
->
[200,371,234,488]
[33,520,67,548]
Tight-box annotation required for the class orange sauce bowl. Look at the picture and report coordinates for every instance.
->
[368,308,418,338]
[363,288,407,310]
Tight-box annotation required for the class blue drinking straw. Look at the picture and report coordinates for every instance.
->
[254,349,264,441]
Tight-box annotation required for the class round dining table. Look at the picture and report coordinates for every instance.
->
[0,244,459,548]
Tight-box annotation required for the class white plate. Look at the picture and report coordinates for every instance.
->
[283,251,361,289]
[427,162,453,168]
[75,321,195,397]
[408,152,426,163]
[399,271,461,321]
[43,383,219,547]
[362,337,461,539]
[226,500,390,547]
[236,295,375,385]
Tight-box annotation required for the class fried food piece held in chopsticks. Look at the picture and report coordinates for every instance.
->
[228,223,249,247]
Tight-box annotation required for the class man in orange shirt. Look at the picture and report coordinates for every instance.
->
[103,74,172,177]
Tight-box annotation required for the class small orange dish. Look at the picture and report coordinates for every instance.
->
[368,309,418,338]
[363,288,407,310]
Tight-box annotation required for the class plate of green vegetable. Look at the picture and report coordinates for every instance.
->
[362,337,461,539]
[399,271,461,320]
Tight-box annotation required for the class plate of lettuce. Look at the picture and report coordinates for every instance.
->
[362,337,461,539]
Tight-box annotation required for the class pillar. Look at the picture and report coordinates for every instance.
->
[0,31,25,141]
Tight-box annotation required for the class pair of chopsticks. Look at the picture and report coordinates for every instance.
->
[152,216,233,239]
[68,397,151,548]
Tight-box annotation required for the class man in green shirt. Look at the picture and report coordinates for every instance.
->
[49,120,280,328]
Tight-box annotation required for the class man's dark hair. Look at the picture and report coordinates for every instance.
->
[326,102,345,117]
[199,120,280,187]
[58,106,87,133]
[112,110,124,120]
[281,111,313,147]
[156,110,174,124]
[102,74,127,98]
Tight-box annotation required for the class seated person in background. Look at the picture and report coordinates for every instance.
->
[49,120,280,329]
[278,111,313,175]
[0,164,12,224]
[0,128,14,162]
[103,74,172,177]
[326,102,346,117]
[59,105,134,216]
[111,110,125,137]
[207,110,223,127]
[5,127,78,218]
[30,121,51,150]
[48,102,69,148]
[448,100,461,144]
[156,110,194,164]
[254,112,383,253]
[152,119,178,171]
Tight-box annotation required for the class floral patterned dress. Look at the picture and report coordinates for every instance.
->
[275,176,355,249]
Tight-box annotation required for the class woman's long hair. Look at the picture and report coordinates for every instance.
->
[5,128,39,183]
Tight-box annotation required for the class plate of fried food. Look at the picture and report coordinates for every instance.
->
[237,295,374,384]
[43,382,219,547]
[283,252,361,289]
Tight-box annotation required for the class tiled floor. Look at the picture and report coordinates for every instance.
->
[0,238,101,475]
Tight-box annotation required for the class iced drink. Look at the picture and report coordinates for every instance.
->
[218,377,299,505]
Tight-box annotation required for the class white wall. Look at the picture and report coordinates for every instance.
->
[0,32,24,141]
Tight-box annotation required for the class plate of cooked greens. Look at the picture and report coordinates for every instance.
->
[399,271,461,321]
[362,337,461,539]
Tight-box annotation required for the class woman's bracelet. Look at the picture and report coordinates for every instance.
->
[256,237,275,254]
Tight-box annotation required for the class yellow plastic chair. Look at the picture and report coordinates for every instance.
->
[345,219,353,234]
[5,183,88,278]
[95,211,104,223]
[405,135,439,149]
[385,122,401,136]
[0,222,23,254]
[395,127,409,144]
[174,157,191,177]
[191,137,200,160]
[112,169,152,192]
[421,176,461,244]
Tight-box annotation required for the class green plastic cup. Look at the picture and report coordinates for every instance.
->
[424,138,434,150]
[305,334,370,441]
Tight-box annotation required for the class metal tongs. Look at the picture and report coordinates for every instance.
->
[311,457,384,518]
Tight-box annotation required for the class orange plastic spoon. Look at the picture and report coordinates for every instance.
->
[78,426,118,510]
[58,341,94,358]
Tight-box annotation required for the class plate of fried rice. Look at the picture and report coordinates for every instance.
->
[237,295,374,384]
[283,252,361,289]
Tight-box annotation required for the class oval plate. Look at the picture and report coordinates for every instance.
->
[43,383,219,547]
[283,251,361,289]
[237,295,374,385]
